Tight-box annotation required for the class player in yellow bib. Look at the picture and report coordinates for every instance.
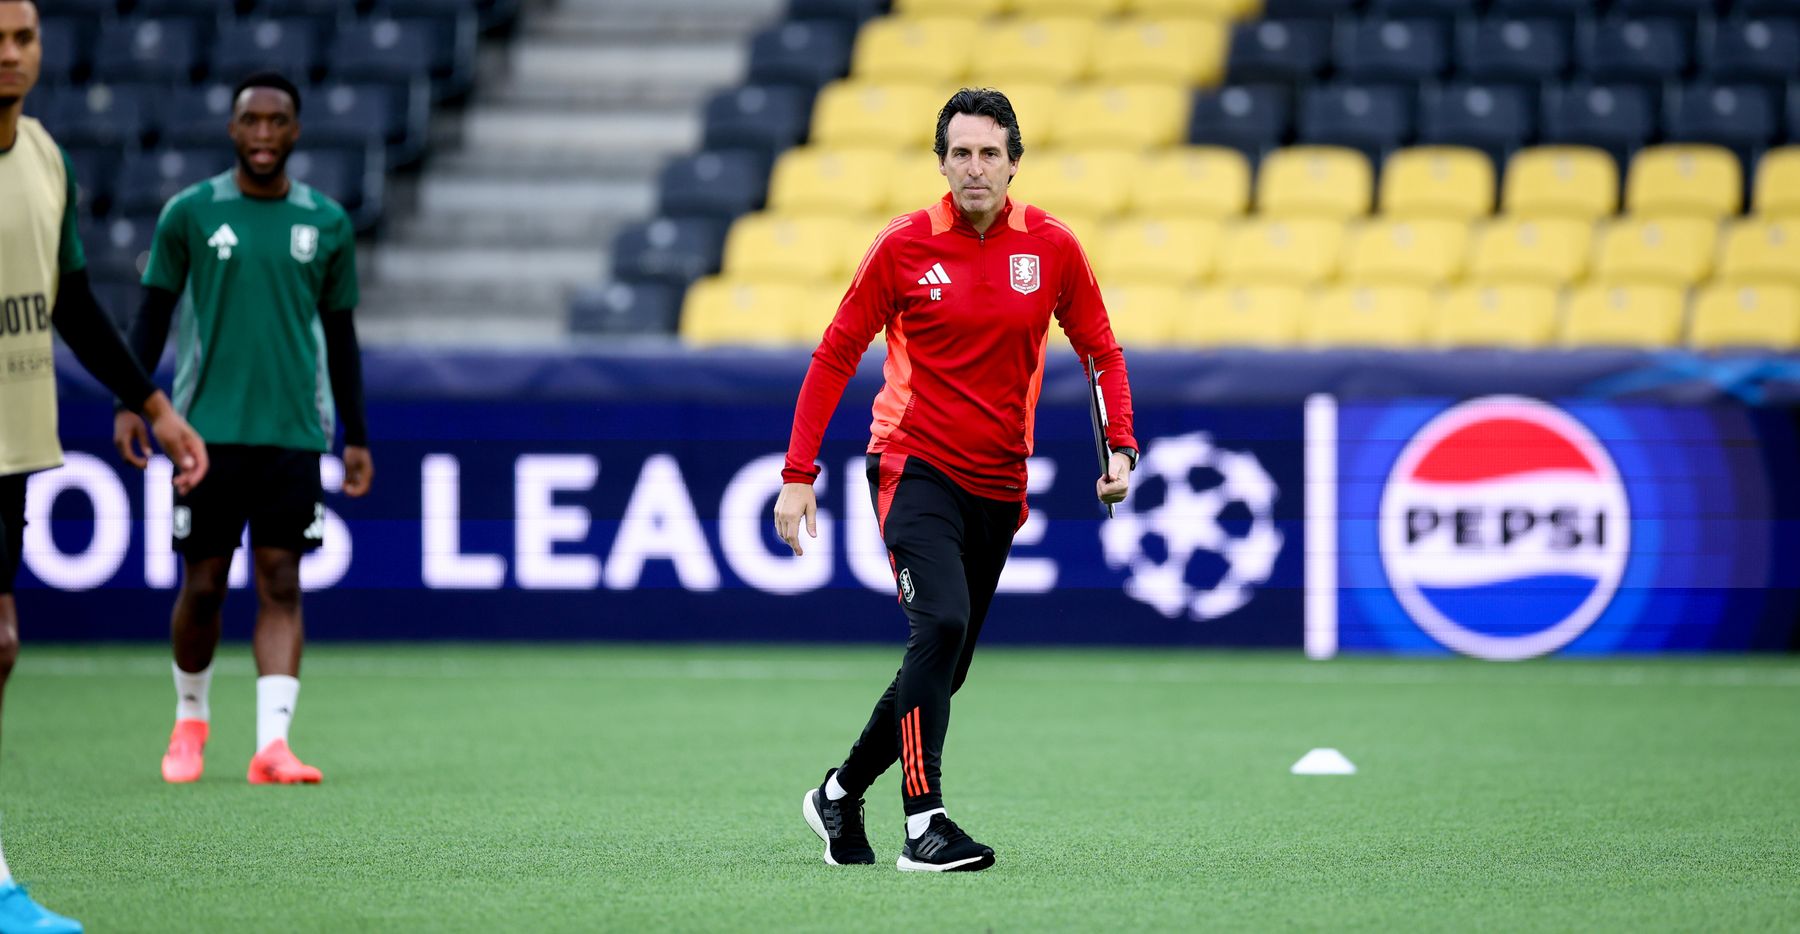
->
[113,72,372,787]
[0,2,208,930]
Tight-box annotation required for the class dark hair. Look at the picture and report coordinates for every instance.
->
[233,71,302,116]
[933,88,1023,162]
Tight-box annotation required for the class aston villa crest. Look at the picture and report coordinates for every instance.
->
[1009,253,1040,295]
[290,224,319,263]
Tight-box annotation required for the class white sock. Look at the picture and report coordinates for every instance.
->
[256,675,300,751]
[174,662,212,721]
[907,808,946,840]
[824,773,848,801]
[0,828,12,884]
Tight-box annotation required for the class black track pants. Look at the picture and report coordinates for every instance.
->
[835,453,1022,815]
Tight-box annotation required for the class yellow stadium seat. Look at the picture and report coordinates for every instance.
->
[1101,284,1182,347]
[1217,218,1345,286]
[1010,149,1137,218]
[1256,146,1372,219]
[1560,285,1685,348]
[1011,0,1128,14]
[893,0,1005,16]
[1690,284,1800,350]
[1341,219,1469,287]
[793,285,854,345]
[967,18,1093,86]
[811,81,941,149]
[1431,285,1559,349]
[1626,144,1742,219]
[681,278,813,347]
[1126,0,1261,19]
[722,214,855,283]
[769,147,891,216]
[1096,218,1222,286]
[1591,217,1718,287]
[851,18,973,85]
[1502,146,1619,220]
[1466,218,1593,287]
[1047,83,1189,150]
[1717,219,1800,286]
[885,151,950,214]
[1008,82,1064,148]
[1090,17,1227,86]
[1129,146,1251,218]
[832,216,889,280]
[1380,146,1495,220]
[1754,146,1800,217]
[1303,286,1431,348]
[1176,286,1305,347]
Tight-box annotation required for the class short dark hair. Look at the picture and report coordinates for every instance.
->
[233,71,301,116]
[934,88,1023,163]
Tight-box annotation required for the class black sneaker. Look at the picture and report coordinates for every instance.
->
[896,813,995,872]
[801,768,875,865]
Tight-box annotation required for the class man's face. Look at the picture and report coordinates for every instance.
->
[938,113,1017,218]
[229,86,299,181]
[0,1,41,108]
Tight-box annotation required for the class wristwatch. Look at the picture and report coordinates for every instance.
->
[1114,446,1139,470]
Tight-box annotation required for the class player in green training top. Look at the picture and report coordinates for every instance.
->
[2,2,209,930]
[113,71,373,787]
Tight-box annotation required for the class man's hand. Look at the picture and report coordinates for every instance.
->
[141,391,208,494]
[773,482,818,556]
[1096,450,1133,506]
[114,409,152,468]
[342,445,374,497]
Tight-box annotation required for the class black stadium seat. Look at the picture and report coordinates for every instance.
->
[1227,18,1332,83]
[1458,18,1570,84]
[1487,0,1588,21]
[39,82,155,149]
[1190,83,1293,158]
[611,218,726,288]
[1665,82,1780,162]
[35,18,83,85]
[1335,18,1451,83]
[114,148,234,216]
[159,83,237,147]
[1369,0,1477,19]
[657,151,770,220]
[327,18,435,88]
[1417,81,1535,163]
[702,85,813,160]
[1579,17,1692,85]
[305,82,398,150]
[63,147,120,217]
[94,18,205,85]
[1264,0,1358,19]
[787,0,886,25]
[1541,81,1659,167]
[746,20,851,89]
[568,282,681,337]
[1700,17,1800,85]
[1299,83,1414,161]
[81,214,159,286]
[211,18,324,84]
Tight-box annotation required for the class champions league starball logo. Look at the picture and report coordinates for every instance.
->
[1101,433,1283,621]
[1378,397,1631,660]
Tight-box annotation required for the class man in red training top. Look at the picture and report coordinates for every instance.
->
[778,88,1139,873]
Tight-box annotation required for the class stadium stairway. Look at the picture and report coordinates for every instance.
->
[357,0,784,345]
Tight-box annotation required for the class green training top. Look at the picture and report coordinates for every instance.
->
[142,171,359,452]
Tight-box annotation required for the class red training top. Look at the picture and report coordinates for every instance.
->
[782,193,1138,503]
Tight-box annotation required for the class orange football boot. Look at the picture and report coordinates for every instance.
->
[162,719,209,783]
[246,739,323,785]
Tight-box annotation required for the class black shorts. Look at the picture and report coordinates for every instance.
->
[173,445,324,558]
[0,473,25,595]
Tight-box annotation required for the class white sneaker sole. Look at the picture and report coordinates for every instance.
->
[896,853,994,872]
[801,789,842,866]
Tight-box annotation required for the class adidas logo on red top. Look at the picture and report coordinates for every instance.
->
[916,263,952,286]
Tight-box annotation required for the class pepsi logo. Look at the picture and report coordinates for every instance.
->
[1378,397,1630,660]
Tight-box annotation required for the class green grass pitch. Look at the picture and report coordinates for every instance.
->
[4,644,1797,931]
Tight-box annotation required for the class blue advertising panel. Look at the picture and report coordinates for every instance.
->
[16,390,1307,647]
[1335,397,1800,657]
